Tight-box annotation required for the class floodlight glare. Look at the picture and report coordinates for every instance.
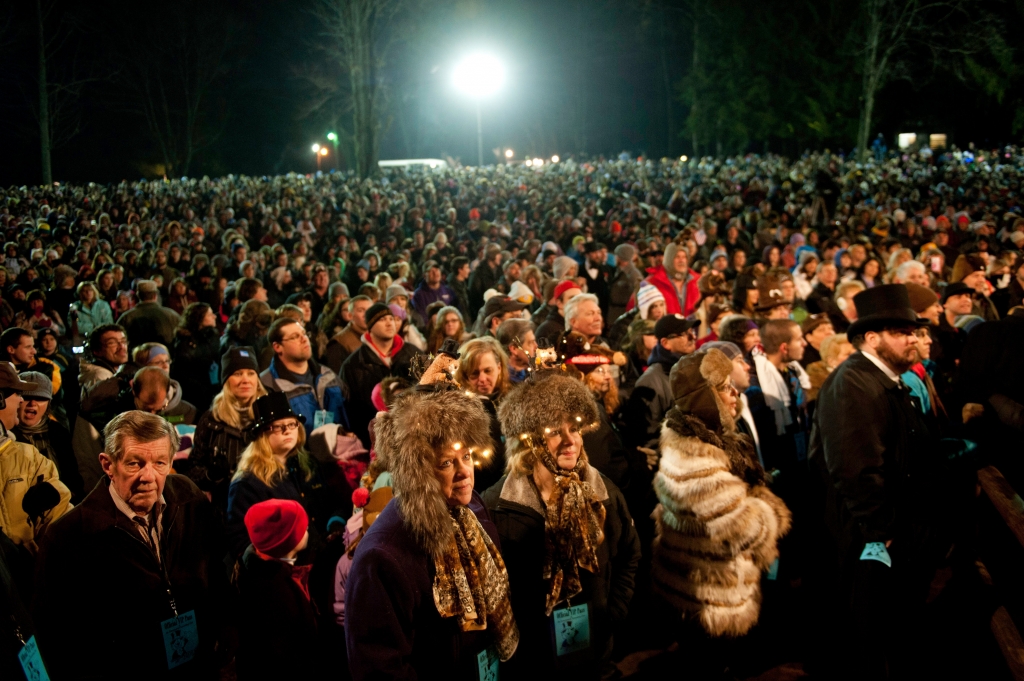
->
[505,149,514,159]
[312,144,321,153]
[320,148,329,156]
[680,155,688,162]
[551,155,559,163]
[524,159,533,167]
[327,132,338,142]
[452,53,506,99]
[533,158,543,166]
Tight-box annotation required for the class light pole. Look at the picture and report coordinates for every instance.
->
[312,143,328,172]
[453,52,506,167]
[327,132,339,170]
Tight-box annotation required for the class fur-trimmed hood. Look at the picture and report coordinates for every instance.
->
[669,348,736,433]
[497,370,600,442]
[373,384,494,557]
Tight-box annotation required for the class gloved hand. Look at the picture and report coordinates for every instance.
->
[22,476,61,523]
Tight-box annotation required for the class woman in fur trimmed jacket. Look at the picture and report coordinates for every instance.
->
[483,371,641,676]
[345,384,519,679]
[652,348,791,638]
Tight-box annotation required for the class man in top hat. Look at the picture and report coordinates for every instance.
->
[807,284,967,678]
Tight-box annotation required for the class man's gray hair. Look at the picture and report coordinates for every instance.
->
[564,293,599,330]
[895,260,925,281]
[103,411,179,464]
[136,280,159,302]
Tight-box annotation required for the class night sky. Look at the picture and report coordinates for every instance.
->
[1,0,1020,186]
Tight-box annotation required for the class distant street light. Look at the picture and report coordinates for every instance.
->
[453,52,506,167]
[524,159,533,167]
[313,143,328,171]
[327,132,340,170]
[550,155,559,163]
[679,155,688,162]
[533,158,543,167]
[504,148,514,160]
[312,143,321,153]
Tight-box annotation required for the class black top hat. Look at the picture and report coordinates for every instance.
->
[251,391,305,433]
[847,284,928,337]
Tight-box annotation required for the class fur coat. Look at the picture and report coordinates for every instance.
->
[651,349,791,638]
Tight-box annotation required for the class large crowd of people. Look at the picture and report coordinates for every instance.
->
[1,145,1022,679]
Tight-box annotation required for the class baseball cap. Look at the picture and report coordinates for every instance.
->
[0,363,39,394]
[655,313,699,340]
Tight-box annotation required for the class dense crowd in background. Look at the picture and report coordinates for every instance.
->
[2,145,1024,680]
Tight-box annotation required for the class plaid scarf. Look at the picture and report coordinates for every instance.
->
[432,505,519,662]
[536,452,606,616]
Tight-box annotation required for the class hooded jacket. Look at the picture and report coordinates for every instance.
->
[651,349,790,637]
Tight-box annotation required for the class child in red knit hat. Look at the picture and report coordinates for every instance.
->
[236,499,320,678]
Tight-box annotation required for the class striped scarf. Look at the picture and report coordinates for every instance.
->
[432,505,519,662]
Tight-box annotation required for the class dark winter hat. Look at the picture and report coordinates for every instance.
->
[244,499,308,558]
[654,313,699,341]
[940,282,974,304]
[251,391,305,433]
[905,283,939,314]
[221,346,259,385]
[18,371,52,401]
[365,302,393,331]
[847,284,928,337]
[481,295,527,321]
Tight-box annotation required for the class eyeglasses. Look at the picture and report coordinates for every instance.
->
[268,421,301,435]
[103,338,129,348]
[279,334,307,343]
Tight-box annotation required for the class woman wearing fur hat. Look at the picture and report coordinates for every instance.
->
[226,391,333,559]
[651,349,790,644]
[345,385,519,679]
[483,372,641,675]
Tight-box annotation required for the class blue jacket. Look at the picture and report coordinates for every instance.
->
[260,357,349,431]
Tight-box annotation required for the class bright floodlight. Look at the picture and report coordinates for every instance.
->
[327,132,338,142]
[320,147,329,156]
[312,144,321,153]
[505,149,514,159]
[524,159,533,167]
[680,155,688,162]
[533,158,543,166]
[551,155,559,163]
[453,53,506,99]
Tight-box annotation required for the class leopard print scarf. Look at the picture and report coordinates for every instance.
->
[432,505,519,661]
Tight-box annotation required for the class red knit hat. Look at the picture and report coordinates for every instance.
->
[553,279,581,301]
[244,499,308,557]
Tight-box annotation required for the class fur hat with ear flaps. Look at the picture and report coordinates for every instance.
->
[373,384,494,558]
[669,348,736,434]
[497,370,600,447]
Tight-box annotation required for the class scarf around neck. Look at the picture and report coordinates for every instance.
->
[432,505,519,662]
[533,448,606,616]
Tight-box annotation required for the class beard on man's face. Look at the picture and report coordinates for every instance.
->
[876,335,915,374]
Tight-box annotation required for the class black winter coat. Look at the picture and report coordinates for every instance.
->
[236,545,320,679]
[345,493,501,680]
[481,470,641,674]
[33,476,234,681]
[339,341,420,448]
[226,455,335,560]
[171,328,221,413]
[183,411,253,511]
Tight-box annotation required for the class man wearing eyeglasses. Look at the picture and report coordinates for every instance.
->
[260,317,349,433]
[79,323,130,397]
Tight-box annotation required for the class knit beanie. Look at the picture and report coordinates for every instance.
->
[244,499,308,558]
[221,346,259,384]
[553,279,581,302]
[365,302,393,331]
[553,256,577,280]
[385,284,408,304]
[614,243,636,264]
[636,282,666,320]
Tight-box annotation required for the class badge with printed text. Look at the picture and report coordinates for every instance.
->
[552,603,590,656]
[477,645,499,681]
[860,542,892,567]
[161,610,199,669]
[19,635,51,681]
[314,409,334,429]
